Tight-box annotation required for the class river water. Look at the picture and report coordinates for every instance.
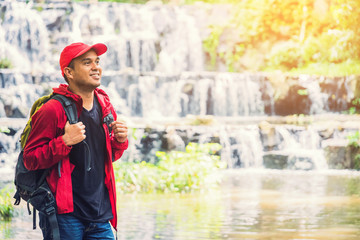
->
[2,169,360,240]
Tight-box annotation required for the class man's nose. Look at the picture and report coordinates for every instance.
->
[91,62,100,70]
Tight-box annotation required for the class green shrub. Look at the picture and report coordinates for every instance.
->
[0,58,12,69]
[0,187,14,221]
[289,59,360,76]
[266,41,304,71]
[114,142,226,194]
[347,131,360,148]
[203,25,223,68]
[304,30,356,64]
[200,0,360,75]
[347,131,360,169]
[301,36,322,63]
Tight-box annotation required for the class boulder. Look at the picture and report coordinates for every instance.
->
[323,139,360,169]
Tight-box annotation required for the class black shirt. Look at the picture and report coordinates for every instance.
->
[69,97,113,222]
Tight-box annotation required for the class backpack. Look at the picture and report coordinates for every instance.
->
[13,93,78,240]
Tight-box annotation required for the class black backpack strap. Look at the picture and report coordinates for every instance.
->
[37,168,50,187]
[51,94,78,124]
[103,113,115,162]
[51,94,78,178]
[46,206,60,240]
[103,112,114,137]
[13,191,21,205]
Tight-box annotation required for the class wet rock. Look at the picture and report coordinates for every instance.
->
[319,76,349,112]
[161,127,185,151]
[0,71,32,88]
[287,154,315,170]
[263,150,324,170]
[318,127,335,139]
[263,151,288,169]
[134,127,164,163]
[323,139,360,169]
[259,121,281,151]
[274,84,312,115]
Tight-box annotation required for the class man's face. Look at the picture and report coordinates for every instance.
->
[67,49,102,91]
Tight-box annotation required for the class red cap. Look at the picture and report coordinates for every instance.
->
[59,42,107,77]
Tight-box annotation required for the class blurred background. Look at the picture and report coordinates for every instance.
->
[1,0,360,239]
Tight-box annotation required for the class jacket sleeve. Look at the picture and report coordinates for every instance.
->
[23,100,72,170]
[109,106,128,162]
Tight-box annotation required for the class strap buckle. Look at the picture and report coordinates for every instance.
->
[45,206,56,216]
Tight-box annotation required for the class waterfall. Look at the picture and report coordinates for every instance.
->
[268,125,328,170]
[0,1,355,117]
[1,1,52,73]
[0,1,358,172]
[123,72,268,118]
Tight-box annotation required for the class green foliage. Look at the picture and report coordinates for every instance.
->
[347,131,360,148]
[302,30,357,64]
[201,0,360,75]
[351,98,360,107]
[289,59,360,76]
[114,142,225,194]
[0,187,14,221]
[348,97,360,114]
[0,58,12,69]
[63,0,360,75]
[353,154,360,170]
[266,41,304,71]
[297,89,308,96]
[346,131,360,170]
[97,0,152,3]
[203,25,223,68]
[0,127,10,134]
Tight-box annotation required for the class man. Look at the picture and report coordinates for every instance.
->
[23,42,128,239]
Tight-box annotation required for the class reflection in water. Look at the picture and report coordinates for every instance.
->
[2,169,360,239]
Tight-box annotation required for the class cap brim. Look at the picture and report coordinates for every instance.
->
[73,43,108,59]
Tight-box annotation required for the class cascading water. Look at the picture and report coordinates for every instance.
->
[0,0,358,172]
[1,1,52,73]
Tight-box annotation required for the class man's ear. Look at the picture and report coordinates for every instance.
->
[64,67,73,80]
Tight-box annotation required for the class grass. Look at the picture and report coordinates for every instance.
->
[114,142,226,194]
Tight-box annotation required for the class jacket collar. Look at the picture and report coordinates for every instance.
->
[53,84,112,118]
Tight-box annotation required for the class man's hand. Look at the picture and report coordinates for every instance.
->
[110,120,128,143]
[62,121,86,146]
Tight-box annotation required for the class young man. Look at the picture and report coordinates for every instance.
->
[23,42,128,239]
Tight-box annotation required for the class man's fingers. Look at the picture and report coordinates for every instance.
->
[110,123,126,129]
[77,122,85,129]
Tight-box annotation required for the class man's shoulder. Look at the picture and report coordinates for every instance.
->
[33,98,65,120]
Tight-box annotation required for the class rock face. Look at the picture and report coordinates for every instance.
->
[0,1,360,174]
[275,85,312,115]
[323,139,360,169]
[1,70,359,120]
[0,1,359,118]
[1,116,360,175]
[263,152,288,169]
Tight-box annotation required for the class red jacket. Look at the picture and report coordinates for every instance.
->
[23,84,128,230]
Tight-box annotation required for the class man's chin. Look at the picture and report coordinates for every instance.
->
[91,79,101,88]
[83,82,101,92]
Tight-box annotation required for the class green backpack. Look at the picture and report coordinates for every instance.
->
[13,93,78,240]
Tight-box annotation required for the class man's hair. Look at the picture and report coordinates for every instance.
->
[63,60,75,84]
